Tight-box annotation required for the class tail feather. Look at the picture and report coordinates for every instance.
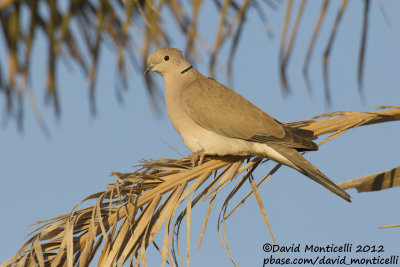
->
[272,146,351,202]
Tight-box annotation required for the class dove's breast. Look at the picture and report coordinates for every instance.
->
[165,84,289,165]
[165,76,247,155]
[163,69,292,166]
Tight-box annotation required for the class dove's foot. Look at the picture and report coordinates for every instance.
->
[189,149,205,165]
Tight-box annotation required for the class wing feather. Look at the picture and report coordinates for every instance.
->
[182,77,317,151]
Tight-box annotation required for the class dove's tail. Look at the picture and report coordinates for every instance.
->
[270,146,351,202]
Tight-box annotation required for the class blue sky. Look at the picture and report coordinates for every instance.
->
[1,1,400,266]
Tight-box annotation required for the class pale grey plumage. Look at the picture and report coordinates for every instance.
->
[145,47,350,202]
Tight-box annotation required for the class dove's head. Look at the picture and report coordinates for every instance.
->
[144,48,190,76]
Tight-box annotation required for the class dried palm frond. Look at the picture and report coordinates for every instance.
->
[0,0,390,126]
[338,165,400,228]
[282,0,372,103]
[338,165,400,193]
[378,224,400,229]
[2,106,400,266]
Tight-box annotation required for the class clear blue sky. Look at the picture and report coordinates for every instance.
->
[1,1,400,266]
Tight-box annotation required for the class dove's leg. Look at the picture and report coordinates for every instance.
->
[189,149,205,165]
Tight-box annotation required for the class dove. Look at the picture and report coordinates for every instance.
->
[145,47,350,202]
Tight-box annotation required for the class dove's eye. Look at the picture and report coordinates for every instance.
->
[164,56,169,61]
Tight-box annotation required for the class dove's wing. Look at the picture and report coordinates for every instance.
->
[182,77,317,151]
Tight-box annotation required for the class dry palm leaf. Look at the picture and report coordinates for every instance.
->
[0,0,388,127]
[378,224,400,229]
[336,145,400,230]
[281,0,372,103]
[338,165,400,193]
[2,106,400,266]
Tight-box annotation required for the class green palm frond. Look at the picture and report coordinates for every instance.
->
[0,0,390,126]
[3,106,400,266]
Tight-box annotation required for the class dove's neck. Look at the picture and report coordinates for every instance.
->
[164,65,199,92]
[164,66,201,136]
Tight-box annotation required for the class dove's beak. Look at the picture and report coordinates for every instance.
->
[144,64,155,74]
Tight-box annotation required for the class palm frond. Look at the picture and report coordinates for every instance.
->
[0,0,390,126]
[379,224,400,229]
[2,106,400,266]
[282,0,372,103]
[338,165,400,193]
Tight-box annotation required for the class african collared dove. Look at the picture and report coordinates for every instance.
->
[145,47,350,202]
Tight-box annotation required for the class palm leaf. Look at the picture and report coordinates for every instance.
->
[0,0,390,125]
[2,106,400,266]
[338,165,400,193]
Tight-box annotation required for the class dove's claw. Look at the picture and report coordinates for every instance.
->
[189,149,205,165]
